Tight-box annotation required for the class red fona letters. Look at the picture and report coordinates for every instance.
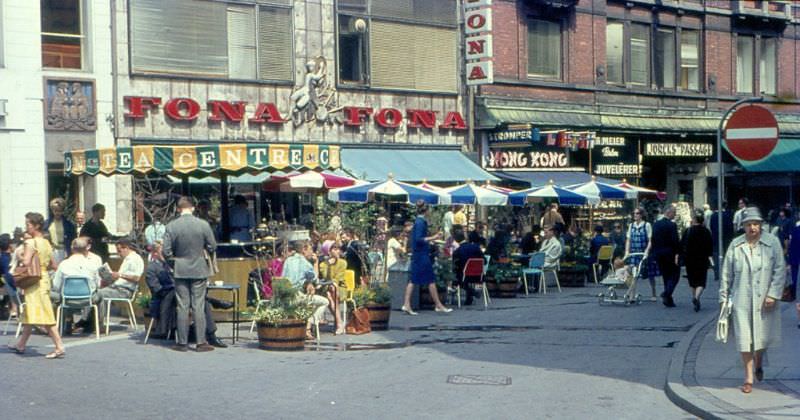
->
[123,96,467,130]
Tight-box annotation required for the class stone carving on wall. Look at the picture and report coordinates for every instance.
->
[44,78,96,131]
[289,57,342,127]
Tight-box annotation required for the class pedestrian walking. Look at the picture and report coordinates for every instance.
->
[652,205,680,307]
[162,197,218,352]
[624,207,658,301]
[732,197,749,234]
[681,210,713,312]
[7,212,66,359]
[719,207,786,394]
[402,200,451,315]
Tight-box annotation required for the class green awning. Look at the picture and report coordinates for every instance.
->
[726,137,800,172]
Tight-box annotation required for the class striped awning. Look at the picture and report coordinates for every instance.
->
[64,143,341,176]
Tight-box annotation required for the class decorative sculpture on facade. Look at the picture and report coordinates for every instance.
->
[289,57,342,127]
[45,79,96,131]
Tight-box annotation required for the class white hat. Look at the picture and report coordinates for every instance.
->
[741,207,763,224]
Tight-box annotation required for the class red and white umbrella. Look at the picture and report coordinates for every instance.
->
[615,181,667,201]
[263,171,360,192]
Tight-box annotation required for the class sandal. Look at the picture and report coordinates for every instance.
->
[741,382,753,394]
[6,344,25,354]
[45,350,65,359]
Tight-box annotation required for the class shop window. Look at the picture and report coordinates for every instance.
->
[527,19,562,79]
[336,0,458,93]
[130,0,293,81]
[759,37,776,95]
[606,21,624,84]
[655,28,675,89]
[736,35,755,94]
[41,0,84,69]
[679,30,700,91]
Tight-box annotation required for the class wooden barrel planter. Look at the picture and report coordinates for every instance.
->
[496,279,519,298]
[257,319,307,351]
[557,266,588,288]
[365,303,391,330]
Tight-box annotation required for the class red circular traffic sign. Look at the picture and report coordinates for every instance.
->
[724,105,779,162]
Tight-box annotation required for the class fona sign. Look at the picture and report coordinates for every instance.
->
[124,96,467,130]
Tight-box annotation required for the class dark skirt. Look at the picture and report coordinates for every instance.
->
[410,253,435,285]
[685,262,709,289]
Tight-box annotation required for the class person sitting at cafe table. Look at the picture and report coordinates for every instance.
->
[49,237,101,334]
[539,226,563,270]
[589,225,612,264]
[228,194,253,242]
[452,231,485,305]
[318,243,346,335]
[281,241,328,339]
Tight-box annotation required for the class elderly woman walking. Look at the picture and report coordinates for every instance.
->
[720,207,786,394]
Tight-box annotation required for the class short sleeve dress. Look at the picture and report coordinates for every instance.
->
[409,216,435,285]
[22,237,56,326]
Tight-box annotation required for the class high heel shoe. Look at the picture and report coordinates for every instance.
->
[434,306,453,313]
[401,305,418,316]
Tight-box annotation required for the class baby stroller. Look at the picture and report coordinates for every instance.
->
[597,252,645,306]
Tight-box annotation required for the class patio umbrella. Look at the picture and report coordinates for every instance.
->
[328,177,451,205]
[509,183,599,207]
[567,177,638,200]
[615,180,667,201]
[443,183,508,206]
[415,181,447,192]
[482,183,515,195]
[263,170,359,192]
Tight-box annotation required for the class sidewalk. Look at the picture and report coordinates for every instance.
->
[667,302,800,419]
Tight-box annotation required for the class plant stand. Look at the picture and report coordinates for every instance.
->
[256,319,307,351]
[365,303,391,330]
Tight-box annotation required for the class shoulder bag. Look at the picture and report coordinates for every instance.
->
[13,241,42,289]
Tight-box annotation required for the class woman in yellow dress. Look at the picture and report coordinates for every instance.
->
[8,212,66,359]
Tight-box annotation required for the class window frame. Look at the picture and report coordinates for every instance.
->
[334,0,459,94]
[126,0,295,84]
[678,28,701,92]
[736,33,756,95]
[41,0,87,71]
[526,17,563,81]
[758,36,777,95]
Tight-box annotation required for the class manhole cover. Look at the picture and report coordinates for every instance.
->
[447,375,511,386]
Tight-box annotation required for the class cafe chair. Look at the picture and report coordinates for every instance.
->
[3,293,25,337]
[249,274,273,334]
[339,270,357,336]
[458,258,489,309]
[541,261,562,294]
[483,255,491,276]
[56,276,99,340]
[143,315,172,344]
[592,245,614,284]
[521,252,546,296]
[104,284,140,336]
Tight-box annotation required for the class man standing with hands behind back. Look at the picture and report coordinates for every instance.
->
[652,205,680,307]
[163,197,217,352]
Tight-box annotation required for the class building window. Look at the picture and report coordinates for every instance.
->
[679,30,700,90]
[130,0,293,82]
[655,28,675,89]
[41,0,84,69]
[527,19,561,79]
[759,37,776,95]
[336,0,458,93]
[736,35,755,94]
[630,24,649,86]
[606,21,624,84]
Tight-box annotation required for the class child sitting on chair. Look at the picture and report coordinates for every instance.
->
[613,257,632,287]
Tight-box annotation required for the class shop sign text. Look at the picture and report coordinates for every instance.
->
[123,96,467,130]
[645,143,713,157]
[484,149,569,170]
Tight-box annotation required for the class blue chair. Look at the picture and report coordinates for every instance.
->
[521,252,546,296]
[56,276,99,339]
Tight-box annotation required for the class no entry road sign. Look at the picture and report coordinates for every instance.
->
[724,105,779,162]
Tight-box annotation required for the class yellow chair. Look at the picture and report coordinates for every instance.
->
[340,270,357,334]
[593,245,615,284]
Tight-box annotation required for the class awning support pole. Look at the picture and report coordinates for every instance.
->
[181,176,190,196]
[221,174,230,242]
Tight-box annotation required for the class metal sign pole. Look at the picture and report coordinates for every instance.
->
[716,97,763,269]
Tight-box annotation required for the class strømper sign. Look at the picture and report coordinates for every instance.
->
[124,96,467,130]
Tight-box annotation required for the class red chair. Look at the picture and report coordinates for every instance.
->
[458,258,490,309]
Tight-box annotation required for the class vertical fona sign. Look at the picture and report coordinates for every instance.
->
[464,0,493,86]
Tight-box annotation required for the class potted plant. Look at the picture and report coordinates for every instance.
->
[558,231,590,287]
[365,284,391,330]
[253,278,316,351]
[485,263,520,298]
[134,293,151,324]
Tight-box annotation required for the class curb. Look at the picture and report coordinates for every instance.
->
[664,310,731,420]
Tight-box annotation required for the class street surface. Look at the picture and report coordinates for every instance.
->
[2,280,717,419]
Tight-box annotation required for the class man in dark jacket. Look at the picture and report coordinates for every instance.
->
[452,231,485,305]
[652,205,680,307]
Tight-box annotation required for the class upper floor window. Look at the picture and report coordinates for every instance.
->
[527,19,562,79]
[679,30,700,91]
[130,0,293,82]
[736,34,776,95]
[606,21,649,86]
[336,0,458,93]
[759,37,776,95]
[41,0,84,69]
[736,35,755,94]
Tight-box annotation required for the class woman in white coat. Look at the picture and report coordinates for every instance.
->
[720,207,786,394]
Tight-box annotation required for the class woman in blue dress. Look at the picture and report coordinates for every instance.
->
[624,207,660,301]
[402,201,452,315]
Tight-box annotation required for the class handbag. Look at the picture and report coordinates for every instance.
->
[346,307,372,335]
[715,298,733,344]
[12,242,42,289]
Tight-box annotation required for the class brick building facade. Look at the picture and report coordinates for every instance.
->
[477,0,800,209]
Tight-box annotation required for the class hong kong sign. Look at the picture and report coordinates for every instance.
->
[483,148,570,170]
[123,96,467,131]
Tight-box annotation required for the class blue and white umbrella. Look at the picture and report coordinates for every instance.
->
[567,178,638,200]
[509,184,599,207]
[328,178,450,205]
[443,183,508,206]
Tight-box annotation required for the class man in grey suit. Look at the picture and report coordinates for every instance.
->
[163,196,217,352]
